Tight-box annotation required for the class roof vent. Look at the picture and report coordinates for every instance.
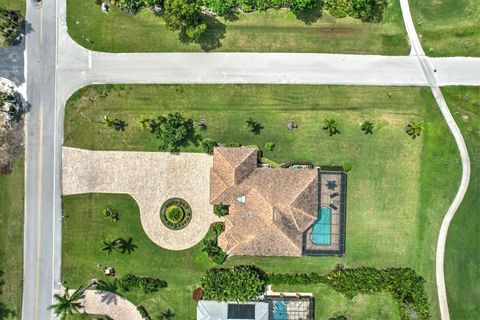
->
[236,195,246,204]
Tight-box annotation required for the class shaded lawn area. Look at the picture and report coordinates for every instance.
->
[410,0,479,57]
[0,160,24,318]
[0,0,25,14]
[67,0,408,54]
[63,85,461,319]
[442,87,480,319]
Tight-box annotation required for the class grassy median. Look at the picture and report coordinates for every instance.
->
[62,84,461,319]
[66,0,408,54]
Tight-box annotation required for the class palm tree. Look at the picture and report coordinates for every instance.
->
[101,238,118,255]
[48,287,85,319]
[405,121,423,139]
[157,308,175,320]
[96,279,119,294]
[360,121,374,134]
[137,115,150,130]
[323,118,340,136]
[116,237,138,254]
[245,117,263,135]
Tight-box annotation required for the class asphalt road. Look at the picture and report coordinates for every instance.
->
[19,0,478,318]
[22,0,60,319]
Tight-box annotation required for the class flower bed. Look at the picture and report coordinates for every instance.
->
[160,198,192,230]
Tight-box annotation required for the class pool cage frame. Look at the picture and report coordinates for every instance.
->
[264,296,315,320]
[302,170,346,256]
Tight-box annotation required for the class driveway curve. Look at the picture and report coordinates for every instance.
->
[62,147,220,250]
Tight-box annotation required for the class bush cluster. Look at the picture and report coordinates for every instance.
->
[202,222,227,264]
[118,273,168,294]
[324,0,387,22]
[201,265,266,301]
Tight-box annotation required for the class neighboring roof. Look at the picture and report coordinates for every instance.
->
[210,147,319,256]
[197,301,269,320]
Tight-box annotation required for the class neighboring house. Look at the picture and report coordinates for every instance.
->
[197,301,269,320]
[210,147,319,256]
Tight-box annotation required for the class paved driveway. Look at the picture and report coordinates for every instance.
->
[0,36,24,85]
[62,147,219,250]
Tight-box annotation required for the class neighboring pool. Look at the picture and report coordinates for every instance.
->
[272,300,289,320]
[310,207,331,245]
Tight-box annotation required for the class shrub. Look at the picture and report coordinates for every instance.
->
[193,287,204,301]
[118,274,168,294]
[165,205,184,223]
[137,305,151,320]
[201,265,266,301]
[212,222,224,236]
[213,203,229,217]
[213,250,227,264]
[324,0,388,22]
[151,112,196,151]
[103,208,119,222]
[342,162,352,172]
[202,138,218,155]
[264,142,275,151]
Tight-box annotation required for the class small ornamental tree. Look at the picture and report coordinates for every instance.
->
[360,121,374,134]
[201,265,266,302]
[152,112,196,151]
[404,121,423,139]
[213,203,229,217]
[323,118,340,136]
[164,0,207,41]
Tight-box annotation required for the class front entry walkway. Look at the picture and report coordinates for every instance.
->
[62,147,219,250]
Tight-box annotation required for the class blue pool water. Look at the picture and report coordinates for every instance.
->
[310,207,332,245]
[272,300,289,319]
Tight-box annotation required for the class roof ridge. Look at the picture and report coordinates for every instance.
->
[288,171,318,216]
[272,220,302,252]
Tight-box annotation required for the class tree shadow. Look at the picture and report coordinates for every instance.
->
[197,15,226,52]
[293,0,323,25]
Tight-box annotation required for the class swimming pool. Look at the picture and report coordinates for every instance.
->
[310,207,331,245]
[272,300,289,320]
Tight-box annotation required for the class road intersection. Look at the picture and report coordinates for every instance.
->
[16,0,479,319]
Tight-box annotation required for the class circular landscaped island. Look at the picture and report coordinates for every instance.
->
[160,198,192,230]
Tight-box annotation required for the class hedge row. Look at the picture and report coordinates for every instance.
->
[265,267,430,320]
[204,0,317,15]
[118,273,168,294]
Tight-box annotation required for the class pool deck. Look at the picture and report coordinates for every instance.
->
[303,171,346,255]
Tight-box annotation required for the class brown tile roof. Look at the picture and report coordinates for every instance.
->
[210,147,319,257]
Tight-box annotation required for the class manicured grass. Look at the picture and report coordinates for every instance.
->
[0,160,24,318]
[63,84,461,319]
[410,0,479,57]
[66,0,408,54]
[442,87,480,319]
[0,0,25,14]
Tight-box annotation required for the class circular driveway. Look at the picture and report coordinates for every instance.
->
[62,147,220,250]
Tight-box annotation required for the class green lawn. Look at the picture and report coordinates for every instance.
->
[0,0,25,14]
[66,0,408,54]
[0,160,24,318]
[409,0,479,57]
[62,84,462,319]
[442,87,480,319]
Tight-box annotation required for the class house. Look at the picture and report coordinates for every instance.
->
[197,301,269,320]
[210,147,319,256]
